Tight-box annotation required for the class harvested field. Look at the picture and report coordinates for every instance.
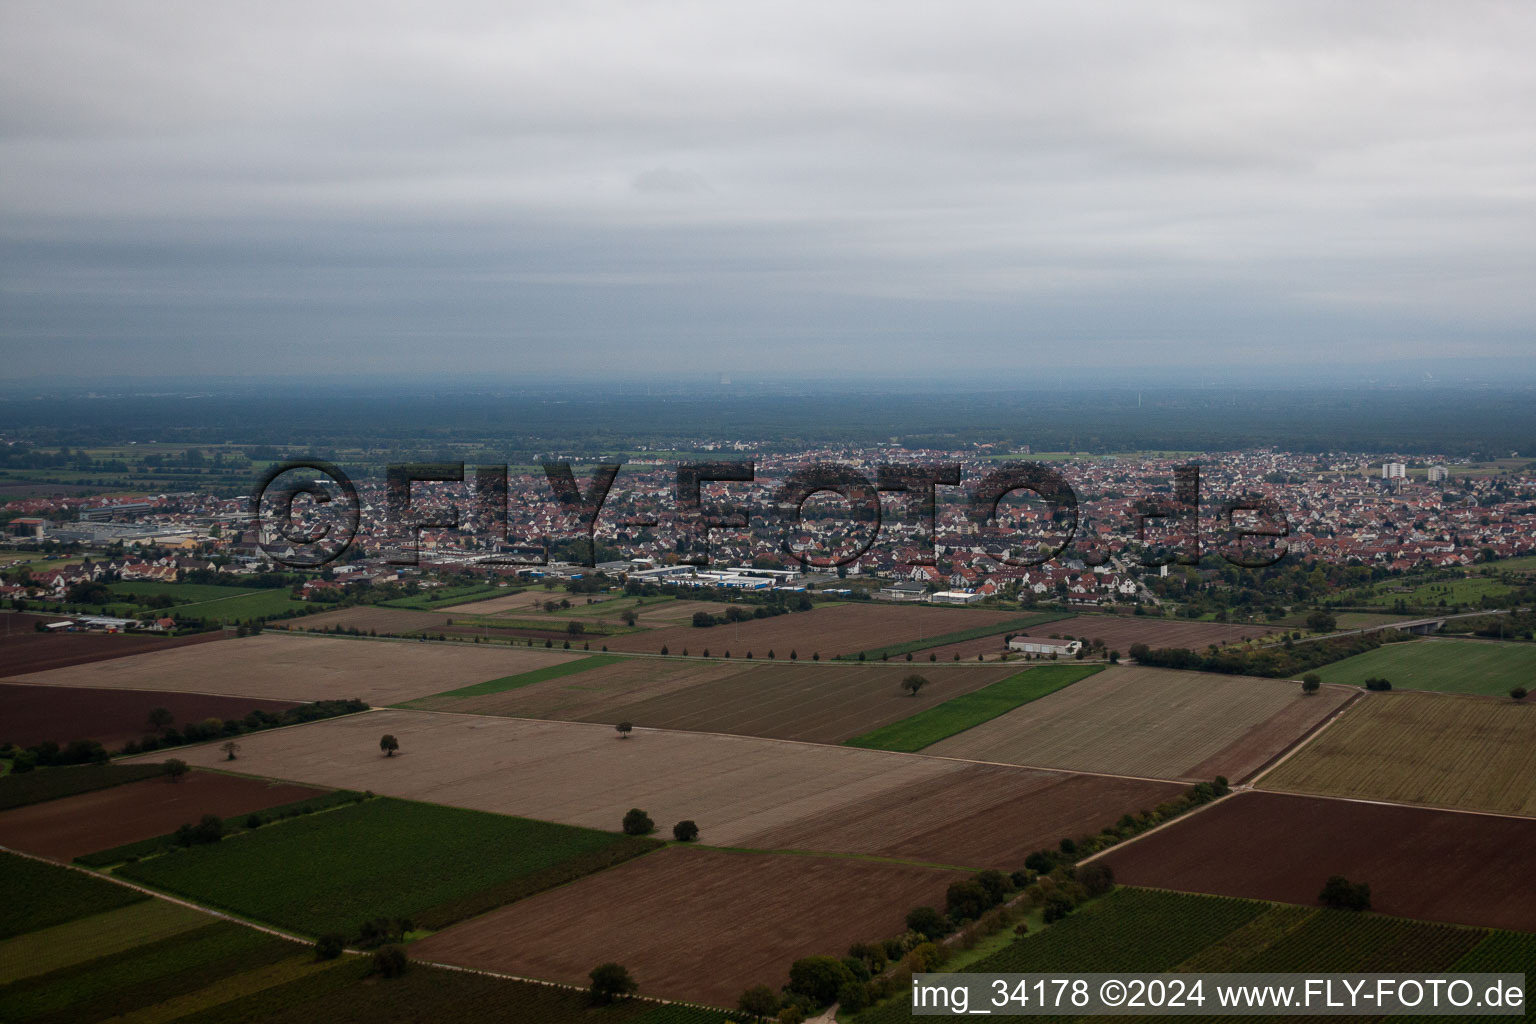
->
[120,709,1149,859]
[736,764,1184,869]
[122,709,963,847]
[280,606,451,634]
[399,656,757,720]
[605,603,1026,657]
[0,771,327,861]
[1258,691,1536,816]
[1101,791,1536,931]
[413,845,964,1005]
[563,662,1023,743]
[0,682,300,749]
[0,614,231,676]
[923,666,1354,782]
[436,589,550,615]
[1021,614,1277,653]
[6,633,583,705]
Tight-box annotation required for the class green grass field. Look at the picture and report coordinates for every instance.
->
[378,584,506,610]
[850,888,1528,1024]
[1313,638,1536,695]
[844,664,1102,752]
[402,654,626,702]
[116,797,659,936]
[0,762,171,811]
[838,612,1074,662]
[106,581,264,602]
[0,854,731,1022]
[0,851,148,940]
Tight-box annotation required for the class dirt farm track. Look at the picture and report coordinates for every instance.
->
[1101,791,1536,932]
[412,845,965,1005]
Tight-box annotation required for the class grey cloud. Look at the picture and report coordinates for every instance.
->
[1,0,1533,380]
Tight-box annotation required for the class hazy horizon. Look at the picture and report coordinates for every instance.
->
[3,1,1534,380]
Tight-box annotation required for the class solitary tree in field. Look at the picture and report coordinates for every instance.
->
[1301,673,1322,695]
[672,819,699,842]
[148,707,174,733]
[901,673,928,698]
[616,721,633,739]
[379,734,399,757]
[1511,686,1528,701]
[621,609,638,627]
[164,758,189,782]
[220,740,240,761]
[621,808,654,835]
[588,962,637,1004]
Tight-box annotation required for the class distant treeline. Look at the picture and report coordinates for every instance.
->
[1129,631,1405,678]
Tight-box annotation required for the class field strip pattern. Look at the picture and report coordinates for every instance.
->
[1100,790,1536,931]
[411,845,967,1007]
[115,709,1178,864]
[1257,690,1536,816]
[923,665,1352,781]
[6,632,586,704]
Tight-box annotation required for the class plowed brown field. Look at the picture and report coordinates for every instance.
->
[0,771,328,861]
[1100,791,1536,931]
[0,682,300,749]
[412,846,964,1005]
[0,614,231,676]
[736,764,1184,868]
[606,603,1025,657]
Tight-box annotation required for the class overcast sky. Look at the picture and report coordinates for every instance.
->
[2,1,1533,382]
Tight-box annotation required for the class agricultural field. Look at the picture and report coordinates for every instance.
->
[413,845,964,1006]
[0,770,327,861]
[851,887,1527,1023]
[543,661,1026,744]
[281,605,454,634]
[397,654,751,719]
[377,583,506,610]
[120,708,1119,856]
[92,583,312,624]
[0,613,231,676]
[604,602,1028,658]
[1,853,707,1024]
[845,665,1102,752]
[6,632,583,704]
[734,764,1185,869]
[433,588,559,615]
[841,611,1074,661]
[923,666,1355,782]
[1021,613,1279,652]
[1258,691,1536,816]
[0,681,300,749]
[1,850,148,939]
[116,796,657,936]
[0,762,172,811]
[1311,637,1536,695]
[1101,791,1536,931]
